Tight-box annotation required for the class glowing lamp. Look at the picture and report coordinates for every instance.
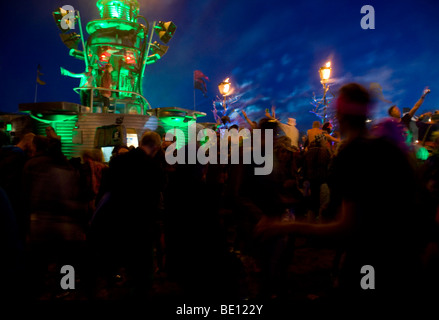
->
[319,61,332,83]
[218,78,232,111]
[218,78,231,96]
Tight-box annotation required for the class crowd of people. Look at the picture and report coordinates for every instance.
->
[1,83,439,308]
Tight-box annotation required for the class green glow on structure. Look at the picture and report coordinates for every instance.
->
[159,117,184,126]
[97,0,139,22]
[30,113,78,124]
[6,124,12,131]
[62,0,175,114]
[82,0,151,113]
[416,147,429,161]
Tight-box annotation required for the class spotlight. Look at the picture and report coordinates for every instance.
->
[60,32,81,50]
[154,21,177,44]
[150,41,169,58]
[52,6,76,33]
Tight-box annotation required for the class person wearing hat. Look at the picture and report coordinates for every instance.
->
[265,106,299,149]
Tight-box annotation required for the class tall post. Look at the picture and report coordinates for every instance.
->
[90,88,94,112]
[322,83,328,122]
[34,81,38,103]
[76,10,88,69]
[140,21,156,97]
[193,87,196,111]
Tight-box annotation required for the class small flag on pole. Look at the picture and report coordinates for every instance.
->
[194,70,209,97]
[36,64,46,85]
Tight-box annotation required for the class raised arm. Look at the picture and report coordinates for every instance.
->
[241,110,257,129]
[408,87,431,118]
[256,199,355,239]
[324,133,341,144]
[60,67,83,79]
[212,105,221,125]
[265,108,276,120]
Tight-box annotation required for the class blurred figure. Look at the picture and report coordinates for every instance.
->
[229,118,297,299]
[23,135,83,300]
[88,130,165,299]
[257,83,424,307]
[370,118,410,155]
[322,122,333,135]
[417,133,439,294]
[388,87,430,146]
[306,121,340,150]
[388,87,431,130]
[100,64,113,112]
[80,149,108,219]
[0,186,25,301]
[0,132,35,240]
[162,129,243,299]
[322,122,340,154]
[0,129,10,147]
[302,132,332,223]
[241,109,258,130]
[265,106,299,149]
[61,66,95,107]
[417,113,439,153]
[45,126,61,140]
[23,135,82,238]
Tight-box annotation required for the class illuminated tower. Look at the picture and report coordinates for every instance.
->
[18,1,204,160]
[55,0,176,114]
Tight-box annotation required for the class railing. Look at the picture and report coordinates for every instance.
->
[73,86,152,115]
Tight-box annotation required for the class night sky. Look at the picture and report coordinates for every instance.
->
[1,0,439,133]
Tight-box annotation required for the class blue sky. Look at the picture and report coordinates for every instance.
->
[1,0,439,133]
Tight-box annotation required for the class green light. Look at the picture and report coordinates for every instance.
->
[416,147,429,161]
[30,113,78,124]
[160,117,185,126]
[97,0,139,22]
[6,124,12,131]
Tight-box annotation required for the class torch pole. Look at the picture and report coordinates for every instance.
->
[76,10,88,69]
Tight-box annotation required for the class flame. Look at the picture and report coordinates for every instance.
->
[326,62,331,68]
